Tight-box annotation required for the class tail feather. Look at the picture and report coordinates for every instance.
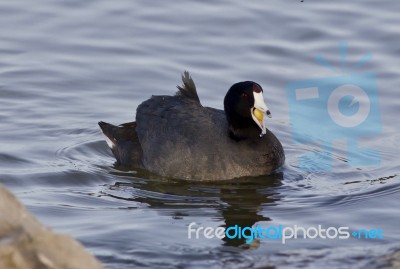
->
[98,121,142,166]
[98,121,117,149]
[176,71,201,104]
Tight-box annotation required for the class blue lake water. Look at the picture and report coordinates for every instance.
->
[0,0,399,268]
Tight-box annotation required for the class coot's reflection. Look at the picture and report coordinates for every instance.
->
[218,173,282,246]
[105,167,283,247]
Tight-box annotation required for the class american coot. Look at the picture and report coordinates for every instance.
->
[99,72,284,180]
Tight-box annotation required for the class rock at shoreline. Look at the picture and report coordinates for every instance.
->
[380,250,400,269]
[0,185,106,269]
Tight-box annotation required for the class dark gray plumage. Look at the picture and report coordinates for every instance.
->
[99,72,284,180]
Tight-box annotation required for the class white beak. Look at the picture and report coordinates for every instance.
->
[251,91,271,137]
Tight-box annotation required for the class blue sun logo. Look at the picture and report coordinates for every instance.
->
[286,42,382,171]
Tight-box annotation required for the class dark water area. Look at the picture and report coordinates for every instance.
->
[1,0,399,268]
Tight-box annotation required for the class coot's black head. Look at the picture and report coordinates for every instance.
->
[223,81,271,140]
